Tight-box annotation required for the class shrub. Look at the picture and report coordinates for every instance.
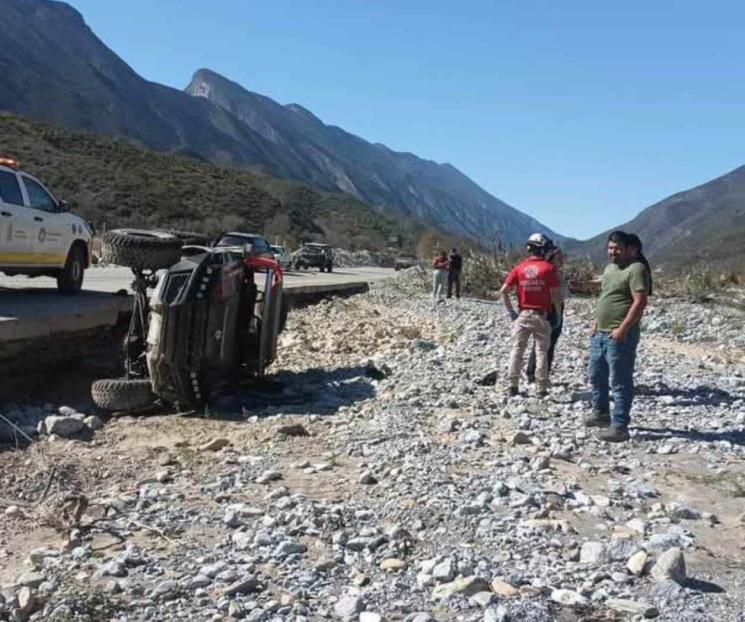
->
[670,320,686,337]
[562,256,597,283]
[682,264,720,300]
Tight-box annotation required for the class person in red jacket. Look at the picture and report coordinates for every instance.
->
[499,234,561,397]
[432,250,449,305]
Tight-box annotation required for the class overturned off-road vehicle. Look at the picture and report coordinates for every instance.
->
[91,229,285,412]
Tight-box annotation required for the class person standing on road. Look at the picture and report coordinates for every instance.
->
[432,250,449,305]
[447,248,463,299]
[526,245,567,383]
[499,234,561,398]
[585,231,650,442]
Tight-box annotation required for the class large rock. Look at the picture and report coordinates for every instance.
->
[627,550,649,576]
[580,541,605,564]
[431,576,490,600]
[223,577,264,596]
[606,538,640,561]
[551,589,588,607]
[380,558,407,572]
[432,559,455,582]
[484,606,510,622]
[606,598,659,618]
[490,579,518,598]
[334,594,365,620]
[43,415,85,437]
[651,548,687,584]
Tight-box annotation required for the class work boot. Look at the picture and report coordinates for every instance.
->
[584,411,611,427]
[597,425,630,443]
[506,386,519,398]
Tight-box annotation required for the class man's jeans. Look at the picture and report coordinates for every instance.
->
[589,327,640,427]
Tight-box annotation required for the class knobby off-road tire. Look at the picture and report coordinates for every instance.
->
[157,229,209,246]
[91,378,154,412]
[57,244,86,293]
[101,229,182,270]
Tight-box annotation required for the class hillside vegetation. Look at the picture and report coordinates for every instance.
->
[0,113,419,250]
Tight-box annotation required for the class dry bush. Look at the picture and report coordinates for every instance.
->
[656,263,745,301]
[562,256,597,282]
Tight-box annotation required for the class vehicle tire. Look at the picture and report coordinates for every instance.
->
[327,263,333,273]
[158,229,209,246]
[101,229,182,270]
[57,244,86,294]
[319,265,325,273]
[91,378,154,412]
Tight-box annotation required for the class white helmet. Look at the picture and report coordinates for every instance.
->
[526,232,552,250]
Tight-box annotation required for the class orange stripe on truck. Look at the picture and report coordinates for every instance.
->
[0,252,67,265]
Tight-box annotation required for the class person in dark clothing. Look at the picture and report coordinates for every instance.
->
[447,248,463,299]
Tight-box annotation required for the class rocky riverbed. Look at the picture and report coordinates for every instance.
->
[1,270,744,621]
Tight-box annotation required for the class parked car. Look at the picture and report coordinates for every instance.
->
[215,231,274,259]
[394,256,418,271]
[293,242,334,272]
[91,229,284,412]
[270,244,292,269]
[0,156,91,293]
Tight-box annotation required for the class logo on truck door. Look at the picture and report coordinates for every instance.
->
[38,227,47,243]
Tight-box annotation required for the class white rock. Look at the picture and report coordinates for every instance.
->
[651,547,687,584]
[580,541,604,564]
[550,588,588,607]
[334,594,365,620]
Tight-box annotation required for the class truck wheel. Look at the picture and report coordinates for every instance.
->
[57,245,85,293]
[102,229,182,270]
[158,229,209,246]
[91,378,154,412]
[327,263,333,273]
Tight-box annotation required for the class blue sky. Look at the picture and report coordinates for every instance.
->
[68,0,745,239]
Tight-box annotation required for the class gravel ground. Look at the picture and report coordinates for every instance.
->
[1,269,744,621]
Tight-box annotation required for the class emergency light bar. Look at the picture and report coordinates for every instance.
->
[0,157,20,169]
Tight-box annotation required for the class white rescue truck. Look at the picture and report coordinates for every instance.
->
[0,157,91,293]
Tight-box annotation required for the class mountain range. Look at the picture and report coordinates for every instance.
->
[0,0,560,247]
[1,0,743,270]
[570,165,745,271]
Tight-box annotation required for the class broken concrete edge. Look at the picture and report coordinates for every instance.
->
[0,282,372,383]
[0,281,370,346]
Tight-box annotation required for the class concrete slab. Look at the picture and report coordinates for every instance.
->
[0,289,131,342]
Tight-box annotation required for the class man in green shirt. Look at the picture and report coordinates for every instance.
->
[585,231,650,442]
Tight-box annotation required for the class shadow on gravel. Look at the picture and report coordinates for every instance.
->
[636,382,739,406]
[205,364,375,418]
[633,426,745,446]
[685,578,726,594]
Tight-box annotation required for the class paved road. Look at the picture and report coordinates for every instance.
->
[0,266,396,342]
[1,265,395,294]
